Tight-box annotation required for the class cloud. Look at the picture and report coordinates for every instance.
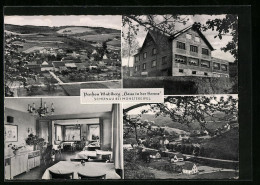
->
[5,16,53,26]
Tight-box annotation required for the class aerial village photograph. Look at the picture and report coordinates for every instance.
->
[4,15,122,97]
[123,95,239,179]
[122,15,238,95]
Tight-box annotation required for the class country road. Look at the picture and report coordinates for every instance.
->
[49,71,64,84]
[142,147,239,163]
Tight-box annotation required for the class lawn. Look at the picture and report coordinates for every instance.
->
[17,85,68,97]
[192,171,238,179]
[61,83,109,96]
[76,33,120,43]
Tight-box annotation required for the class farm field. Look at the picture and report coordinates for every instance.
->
[60,80,121,96]
[56,27,95,34]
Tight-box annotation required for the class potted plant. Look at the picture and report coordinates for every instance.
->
[8,144,24,155]
[25,133,45,151]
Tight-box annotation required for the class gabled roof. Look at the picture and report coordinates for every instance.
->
[175,153,184,158]
[136,25,214,56]
[52,61,65,68]
[170,26,214,51]
[182,162,196,170]
[75,63,86,69]
[137,29,170,54]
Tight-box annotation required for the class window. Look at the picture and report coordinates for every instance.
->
[213,62,220,70]
[162,56,167,65]
[175,54,187,64]
[192,71,197,75]
[221,64,227,71]
[190,45,198,53]
[204,72,208,76]
[151,60,156,67]
[177,41,186,50]
[202,48,209,55]
[55,125,62,141]
[135,66,138,72]
[195,36,200,42]
[201,60,210,68]
[189,58,199,66]
[143,52,147,59]
[65,126,81,141]
[143,63,146,70]
[135,55,139,62]
[179,69,184,73]
[186,34,192,39]
[88,125,100,141]
[152,48,157,55]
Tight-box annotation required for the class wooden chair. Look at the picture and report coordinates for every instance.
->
[78,173,106,179]
[49,170,74,179]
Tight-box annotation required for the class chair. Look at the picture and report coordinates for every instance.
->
[78,173,106,179]
[49,170,74,179]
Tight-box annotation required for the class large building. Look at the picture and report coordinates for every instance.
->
[133,26,230,77]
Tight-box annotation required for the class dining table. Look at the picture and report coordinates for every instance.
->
[75,150,112,159]
[42,161,121,179]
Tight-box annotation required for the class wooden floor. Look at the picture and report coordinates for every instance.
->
[12,150,78,180]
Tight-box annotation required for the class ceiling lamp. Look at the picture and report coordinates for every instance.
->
[27,98,54,117]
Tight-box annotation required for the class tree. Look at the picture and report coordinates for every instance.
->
[194,14,238,63]
[124,95,238,135]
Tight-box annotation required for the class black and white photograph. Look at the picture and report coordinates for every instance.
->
[123,95,238,179]
[4,15,122,97]
[122,15,238,95]
[2,5,252,182]
[4,97,123,180]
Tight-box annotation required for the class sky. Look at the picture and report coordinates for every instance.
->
[122,14,236,66]
[4,15,122,30]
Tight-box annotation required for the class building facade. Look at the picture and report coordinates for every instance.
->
[133,26,230,77]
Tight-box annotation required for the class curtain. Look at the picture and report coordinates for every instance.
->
[112,104,123,170]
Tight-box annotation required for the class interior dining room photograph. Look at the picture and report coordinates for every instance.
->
[4,97,123,180]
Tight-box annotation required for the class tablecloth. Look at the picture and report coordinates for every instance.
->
[42,161,121,179]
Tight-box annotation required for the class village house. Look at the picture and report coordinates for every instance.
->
[25,64,41,73]
[182,162,198,175]
[171,153,184,163]
[52,61,67,72]
[65,63,77,70]
[133,26,230,77]
[75,63,87,71]
[40,61,54,72]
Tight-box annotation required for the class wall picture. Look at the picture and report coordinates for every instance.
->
[5,125,18,142]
